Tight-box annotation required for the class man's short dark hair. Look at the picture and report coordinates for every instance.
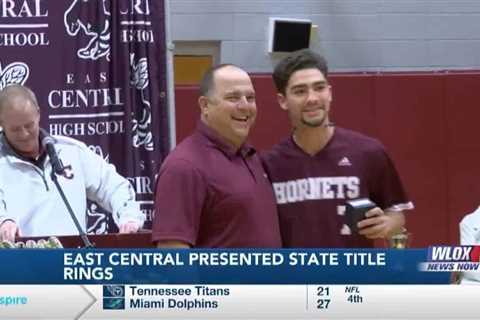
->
[198,63,238,97]
[272,49,329,94]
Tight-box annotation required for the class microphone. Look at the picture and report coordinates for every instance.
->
[41,136,64,175]
[41,133,94,248]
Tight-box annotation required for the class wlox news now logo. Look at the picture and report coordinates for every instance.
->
[420,246,480,272]
[103,285,125,310]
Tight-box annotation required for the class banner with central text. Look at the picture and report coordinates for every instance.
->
[0,0,169,231]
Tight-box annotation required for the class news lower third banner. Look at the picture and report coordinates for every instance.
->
[0,249,454,284]
[2,248,479,319]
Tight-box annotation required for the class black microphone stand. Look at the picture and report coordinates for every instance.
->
[50,169,94,248]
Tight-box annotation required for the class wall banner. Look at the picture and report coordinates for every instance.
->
[0,0,169,232]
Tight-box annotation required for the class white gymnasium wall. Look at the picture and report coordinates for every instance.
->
[170,0,480,72]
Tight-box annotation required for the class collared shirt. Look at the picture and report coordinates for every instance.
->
[152,121,282,248]
[1,130,47,169]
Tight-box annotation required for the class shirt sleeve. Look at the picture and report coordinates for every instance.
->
[79,143,145,228]
[369,147,414,212]
[152,158,207,246]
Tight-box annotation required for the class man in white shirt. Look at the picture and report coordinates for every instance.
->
[0,84,144,241]
[459,207,480,284]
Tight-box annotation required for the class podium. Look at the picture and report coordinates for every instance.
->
[18,232,153,248]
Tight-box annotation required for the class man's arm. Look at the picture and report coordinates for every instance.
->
[357,208,405,239]
[152,158,206,247]
[360,146,412,240]
[79,143,145,232]
[0,191,22,241]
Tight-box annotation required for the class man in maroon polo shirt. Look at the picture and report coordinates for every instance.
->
[261,49,414,248]
[152,64,281,248]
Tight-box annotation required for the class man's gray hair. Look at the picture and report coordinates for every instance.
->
[0,84,40,116]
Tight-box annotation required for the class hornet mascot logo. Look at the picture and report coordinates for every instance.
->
[64,0,111,60]
[0,61,29,90]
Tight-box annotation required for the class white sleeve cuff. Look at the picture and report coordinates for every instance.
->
[115,202,145,228]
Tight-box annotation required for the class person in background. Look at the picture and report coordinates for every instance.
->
[152,64,281,248]
[459,208,480,283]
[261,49,413,247]
[0,84,144,241]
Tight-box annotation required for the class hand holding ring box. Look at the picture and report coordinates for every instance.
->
[345,198,376,233]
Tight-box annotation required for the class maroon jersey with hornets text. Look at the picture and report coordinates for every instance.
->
[261,127,413,248]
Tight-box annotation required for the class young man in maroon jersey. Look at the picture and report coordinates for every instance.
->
[261,49,413,247]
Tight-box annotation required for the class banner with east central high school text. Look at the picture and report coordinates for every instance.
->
[0,0,169,232]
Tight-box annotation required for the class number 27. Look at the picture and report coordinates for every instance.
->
[317,299,330,309]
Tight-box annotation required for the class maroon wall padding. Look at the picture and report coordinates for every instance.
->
[373,74,449,247]
[175,85,200,142]
[173,71,480,247]
[328,74,377,138]
[249,75,291,148]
